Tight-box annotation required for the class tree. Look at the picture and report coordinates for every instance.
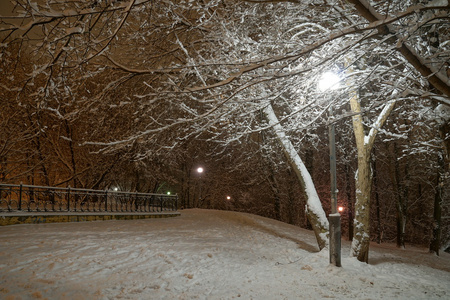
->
[264,103,329,249]
[1,0,449,260]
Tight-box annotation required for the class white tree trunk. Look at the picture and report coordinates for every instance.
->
[349,90,396,262]
[264,104,329,250]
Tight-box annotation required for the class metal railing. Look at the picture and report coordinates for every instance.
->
[0,184,178,213]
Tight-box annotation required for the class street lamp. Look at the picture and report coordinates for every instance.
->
[319,71,342,267]
[197,167,204,206]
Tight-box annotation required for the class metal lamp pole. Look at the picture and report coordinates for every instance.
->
[197,167,204,205]
[319,71,342,267]
[329,106,341,267]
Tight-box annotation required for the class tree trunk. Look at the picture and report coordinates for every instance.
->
[34,134,50,186]
[345,164,354,241]
[0,155,6,182]
[181,162,188,209]
[372,151,382,244]
[27,109,50,186]
[264,104,329,250]
[351,151,372,263]
[430,121,447,255]
[260,125,282,221]
[430,163,443,255]
[348,88,372,263]
[64,119,79,189]
[287,170,296,225]
[267,171,282,221]
[393,142,407,249]
[349,88,396,263]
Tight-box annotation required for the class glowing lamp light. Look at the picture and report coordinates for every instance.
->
[226,196,231,200]
[338,206,344,213]
[197,167,204,174]
[318,71,341,91]
[167,191,171,195]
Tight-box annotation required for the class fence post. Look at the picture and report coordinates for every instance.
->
[19,183,23,211]
[51,189,55,211]
[30,186,34,210]
[105,190,108,212]
[135,192,138,211]
[67,186,71,211]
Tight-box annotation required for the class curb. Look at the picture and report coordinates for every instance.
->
[0,212,181,226]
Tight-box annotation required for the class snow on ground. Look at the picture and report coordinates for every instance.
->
[0,209,449,300]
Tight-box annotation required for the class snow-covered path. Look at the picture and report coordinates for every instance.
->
[0,209,449,299]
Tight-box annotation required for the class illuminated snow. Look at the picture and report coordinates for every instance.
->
[0,209,448,299]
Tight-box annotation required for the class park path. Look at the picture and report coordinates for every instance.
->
[0,209,449,299]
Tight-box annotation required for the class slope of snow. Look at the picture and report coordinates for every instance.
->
[0,209,449,299]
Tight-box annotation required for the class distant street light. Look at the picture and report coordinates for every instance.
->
[319,71,342,267]
[167,191,171,195]
[338,206,344,212]
[226,196,231,200]
[197,167,204,206]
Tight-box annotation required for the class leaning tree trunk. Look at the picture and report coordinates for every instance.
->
[264,104,329,250]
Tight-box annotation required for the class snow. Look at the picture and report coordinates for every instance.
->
[1,209,449,300]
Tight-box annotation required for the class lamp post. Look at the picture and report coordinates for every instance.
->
[319,71,342,267]
[197,167,204,206]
